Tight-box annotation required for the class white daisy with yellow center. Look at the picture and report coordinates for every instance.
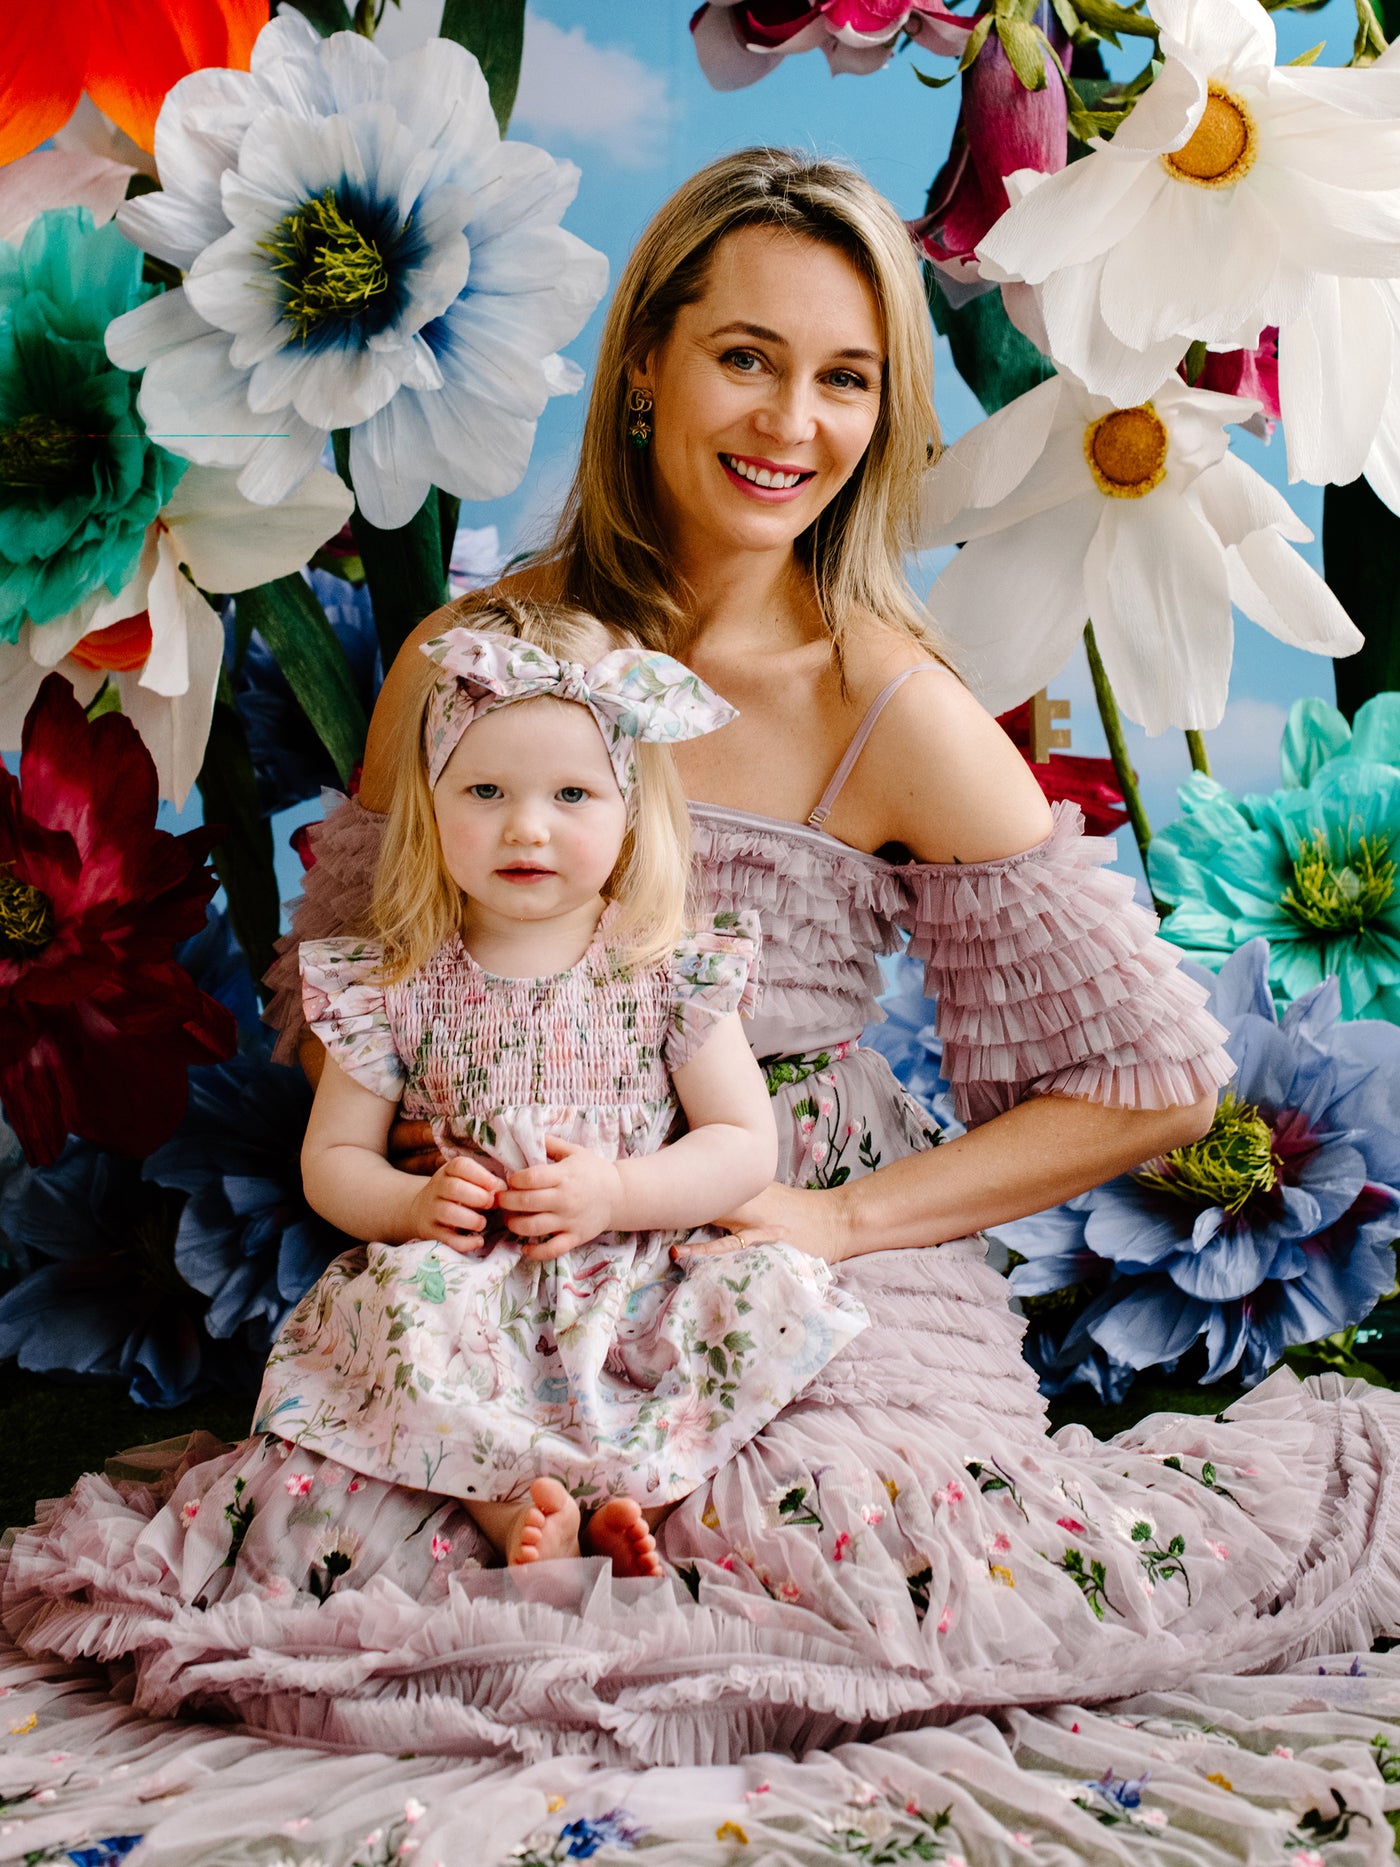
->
[917,370,1361,735]
[976,0,1400,407]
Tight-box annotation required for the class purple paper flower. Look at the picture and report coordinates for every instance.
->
[1000,940,1400,1394]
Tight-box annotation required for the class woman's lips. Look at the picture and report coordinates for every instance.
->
[719,453,815,502]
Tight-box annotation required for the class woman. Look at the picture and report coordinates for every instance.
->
[6,150,1397,1773]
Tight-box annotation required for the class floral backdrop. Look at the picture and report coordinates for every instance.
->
[0,0,1398,1418]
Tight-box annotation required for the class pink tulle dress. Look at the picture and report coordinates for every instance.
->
[5,678,1400,1782]
[253,916,867,1509]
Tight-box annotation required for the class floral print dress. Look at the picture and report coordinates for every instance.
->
[253,911,867,1508]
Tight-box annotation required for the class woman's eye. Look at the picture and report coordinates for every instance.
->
[468,783,500,800]
[828,368,871,392]
[722,348,763,373]
[557,785,588,804]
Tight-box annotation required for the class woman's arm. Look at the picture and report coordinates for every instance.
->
[497,1013,779,1256]
[303,1053,502,1246]
[704,662,1221,1265]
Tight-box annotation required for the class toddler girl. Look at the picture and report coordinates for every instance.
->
[256,603,867,1578]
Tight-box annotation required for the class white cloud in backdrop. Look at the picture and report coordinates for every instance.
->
[513,12,673,168]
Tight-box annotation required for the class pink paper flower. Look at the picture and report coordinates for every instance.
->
[1188,330,1280,439]
[691,2,972,90]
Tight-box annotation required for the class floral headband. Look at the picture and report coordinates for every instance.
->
[420,629,738,793]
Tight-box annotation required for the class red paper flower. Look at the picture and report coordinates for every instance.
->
[0,0,267,165]
[0,674,236,1165]
[996,701,1129,838]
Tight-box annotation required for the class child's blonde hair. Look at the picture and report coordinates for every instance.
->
[370,594,692,981]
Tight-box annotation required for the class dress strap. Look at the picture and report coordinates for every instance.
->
[806,664,943,831]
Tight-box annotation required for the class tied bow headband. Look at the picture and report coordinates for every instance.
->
[420,630,738,793]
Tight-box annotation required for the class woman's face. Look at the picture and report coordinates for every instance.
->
[636,227,885,570]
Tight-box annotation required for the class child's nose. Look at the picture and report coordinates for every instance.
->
[503,801,549,843]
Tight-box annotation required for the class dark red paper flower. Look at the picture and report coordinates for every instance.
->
[996,701,1129,838]
[0,674,236,1165]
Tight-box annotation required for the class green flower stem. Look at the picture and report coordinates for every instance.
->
[1185,729,1212,776]
[333,430,450,665]
[1083,622,1159,898]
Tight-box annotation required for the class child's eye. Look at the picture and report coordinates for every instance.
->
[468,783,500,800]
[557,785,589,804]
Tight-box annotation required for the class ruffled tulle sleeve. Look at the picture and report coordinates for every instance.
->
[665,910,762,1072]
[299,938,405,1102]
[903,803,1234,1128]
[263,793,388,1064]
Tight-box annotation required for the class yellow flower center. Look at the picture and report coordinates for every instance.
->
[1135,1091,1280,1216]
[0,413,90,490]
[0,866,55,958]
[1162,84,1256,189]
[1281,827,1396,932]
[262,188,393,341]
[1084,405,1169,499]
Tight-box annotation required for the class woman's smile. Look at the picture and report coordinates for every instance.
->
[718,452,816,499]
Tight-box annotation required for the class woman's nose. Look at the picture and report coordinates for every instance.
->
[753,375,818,446]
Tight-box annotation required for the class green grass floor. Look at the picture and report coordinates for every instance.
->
[0,1363,1250,1534]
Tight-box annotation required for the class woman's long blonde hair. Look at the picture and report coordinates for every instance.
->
[549,147,944,667]
[370,596,693,981]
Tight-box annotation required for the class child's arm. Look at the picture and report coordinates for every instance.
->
[303,1053,503,1251]
[497,1012,778,1259]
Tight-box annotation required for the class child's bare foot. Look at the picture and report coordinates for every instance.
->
[584,1498,663,1579]
[507,1478,580,1565]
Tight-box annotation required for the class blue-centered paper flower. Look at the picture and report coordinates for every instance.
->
[105,15,608,529]
[1149,695,1400,1022]
[0,206,186,639]
[144,1050,348,1356]
[999,940,1400,1393]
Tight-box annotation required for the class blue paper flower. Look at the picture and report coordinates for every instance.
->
[1149,694,1400,1022]
[0,1140,250,1408]
[864,953,962,1137]
[175,903,263,1041]
[144,1051,348,1354]
[229,570,382,816]
[1000,940,1400,1394]
[559,1809,645,1858]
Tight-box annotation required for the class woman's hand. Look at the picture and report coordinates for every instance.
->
[389,1116,444,1177]
[407,1157,504,1253]
[671,1181,851,1270]
[497,1137,624,1261]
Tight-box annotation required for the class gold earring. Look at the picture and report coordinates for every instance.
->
[627,388,653,448]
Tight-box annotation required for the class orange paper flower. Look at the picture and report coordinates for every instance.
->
[0,0,268,165]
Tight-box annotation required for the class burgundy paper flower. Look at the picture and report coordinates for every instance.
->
[911,29,1068,298]
[996,701,1128,838]
[691,1,972,89]
[0,674,236,1164]
[1188,329,1280,438]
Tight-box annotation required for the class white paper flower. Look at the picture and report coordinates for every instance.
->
[976,0,1400,406]
[105,15,608,529]
[918,371,1360,733]
[0,463,351,804]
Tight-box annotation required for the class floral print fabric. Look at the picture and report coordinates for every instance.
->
[255,911,867,1505]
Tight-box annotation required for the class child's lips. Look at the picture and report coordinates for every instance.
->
[497,865,555,882]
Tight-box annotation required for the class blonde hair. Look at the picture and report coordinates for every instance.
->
[370,594,692,982]
[548,147,944,668]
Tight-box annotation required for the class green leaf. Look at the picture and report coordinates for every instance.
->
[278,0,354,35]
[1182,339,1207,385]
[1288,39,1326,62]
[959,11,994,69]
[440,0,526,132]
[197,672,281,993]
[1070,0,1159,39]
[925,267,1054,416]
[333,431,450,664]
[1049,0,1083,37]
[236,575,368,786]
[1323,476,1400,720]
[1354,0,1389,63]
[996,17,1050,89]
[912,61,963,87]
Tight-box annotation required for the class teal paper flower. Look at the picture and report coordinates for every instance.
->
[1149,696,1400,1022]
[0,206,186,641]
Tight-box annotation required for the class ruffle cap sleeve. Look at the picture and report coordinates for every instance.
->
[665,909,762,1072]
[904,803,1234,1128]
[299,938,405,1102]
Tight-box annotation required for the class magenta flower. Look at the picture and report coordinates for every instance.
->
[691,1,972,90]
[1190,329,1280,439]
[911,29,1068,297]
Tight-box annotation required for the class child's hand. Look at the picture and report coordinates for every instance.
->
[497,1137,623,1261]
[407,1157,504,1253]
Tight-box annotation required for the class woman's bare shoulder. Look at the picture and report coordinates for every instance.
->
[839,627,1053,864]
[360,561,563,810]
